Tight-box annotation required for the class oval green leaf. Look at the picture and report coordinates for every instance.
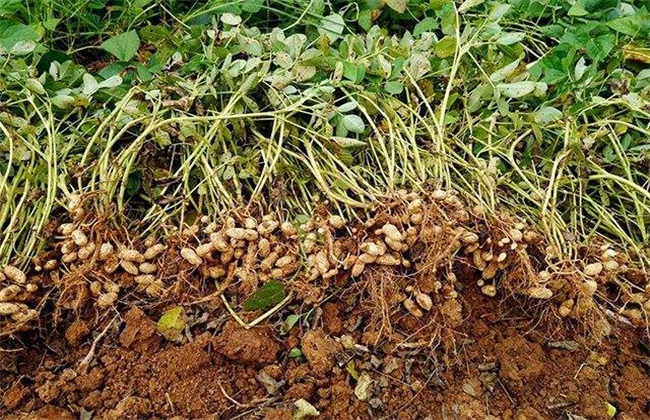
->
[243,280,286,311]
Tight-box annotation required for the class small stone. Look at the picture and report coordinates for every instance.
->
[383,357,399,374]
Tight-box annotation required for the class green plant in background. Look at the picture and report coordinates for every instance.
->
[1,0,649,267]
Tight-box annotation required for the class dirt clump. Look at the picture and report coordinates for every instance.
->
[5,405,75,420]
[106,396,153,418]
[301,329,343,378]
[495,332,547,386]
[321,302,344,335]
[214,320,281,366]
[65,318,91,346]
[118,306,161,351]
[2,382,30,411]
[262,406,293,419]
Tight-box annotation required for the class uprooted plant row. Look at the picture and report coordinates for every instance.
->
[2,190,648,343]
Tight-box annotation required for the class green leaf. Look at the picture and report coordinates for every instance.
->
[0,23,40,49]
[346,361,360,380]
[242,0,264,13]
[239,36,262,56]
[220,13,242,26]
[51,94,75,109]
[294,214,310,225]
[25,79,45,95]
[574,57,587,81]
[408,52,431,79]
[10,40,36,55]
[489,3,511,20]
[243,280,286,311]
[126,171,142,197]
[390,57,405,79]
[458,0,485,13]
[332,136,368,147]
[496,32,525,45]
[607,12,650,36]
[606,403,616,418]
[430,0,451,9]
[533,106,563,124]
[288,347,303,358]
[414,17,438,36]
[385,0,406,13]
[293,65,316,82]
[342,115,365,134]
[434,36,457,58]
[319,14,345,42]
[0,0,21,16]
[489,59,519,82]
[497,81,546,98]
[282,314,301,334]
[358,9,373,31]
[384,80,404,94]
[571,0,618,15]
[101,30,140,62]
[157,306,186,341]
[343,61,365,83]
[99,75,123,89]
[337,101,358,113]
[82,73,99,95]
[568,3,588,16]
[42,18,60,31]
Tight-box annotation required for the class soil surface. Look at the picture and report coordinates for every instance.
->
[2,281,649,420]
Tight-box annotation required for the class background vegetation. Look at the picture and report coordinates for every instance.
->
[1,0,649,266]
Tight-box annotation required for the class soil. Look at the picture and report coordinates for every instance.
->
[2,280,649,420]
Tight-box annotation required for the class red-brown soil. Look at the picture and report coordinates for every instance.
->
[2,281,649,419]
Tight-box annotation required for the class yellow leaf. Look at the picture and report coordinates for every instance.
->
[606,403,616,418]
[346,360,359,380]
[157,306,186,341]
[622,44,650,64]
